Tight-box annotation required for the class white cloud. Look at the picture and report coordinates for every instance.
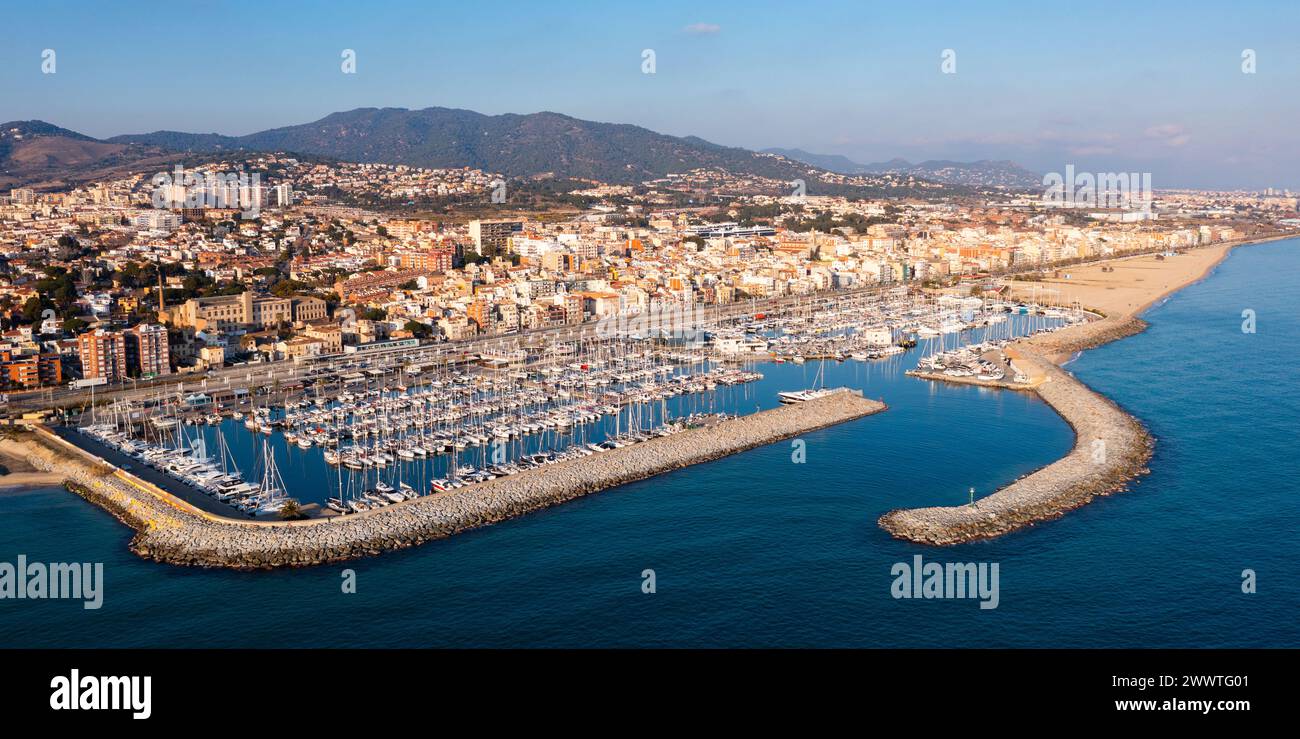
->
[1144,124,1191,147]
[1069,145,1117,156]
[683,23,721,35]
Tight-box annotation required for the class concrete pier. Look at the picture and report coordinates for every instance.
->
[880,351,1152,545]
[15,389,886,569]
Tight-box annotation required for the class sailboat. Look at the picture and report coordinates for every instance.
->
[248,439,290,515]
[778,357,837,404]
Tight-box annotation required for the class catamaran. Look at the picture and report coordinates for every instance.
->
[777,388,836,404]
[778,358,837,404]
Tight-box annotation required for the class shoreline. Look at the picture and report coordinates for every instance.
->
[880,233,1294,545]
[0,471,65,490]
[0,439,65,490]
[1014,232,1296,362]
[13,389,885,569]
[14,232,1294,557]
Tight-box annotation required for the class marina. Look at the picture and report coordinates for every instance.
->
[6,237,1296,646]
[17,387,887,569]
[57,291,1077,523]
[0,284,1088,570]
[72,340,772,518]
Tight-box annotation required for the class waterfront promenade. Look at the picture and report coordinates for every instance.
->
[12,389,885,568]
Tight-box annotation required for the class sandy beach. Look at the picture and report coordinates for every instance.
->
[0,438,63,490]
[1005,235,1296,365]
[1009,243,1232,320]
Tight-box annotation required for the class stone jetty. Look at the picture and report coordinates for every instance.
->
[880,351,1152,545]
[15,389,885,569]
[1021,314,1149,360]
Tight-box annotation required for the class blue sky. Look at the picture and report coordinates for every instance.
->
[2,0,1299,188]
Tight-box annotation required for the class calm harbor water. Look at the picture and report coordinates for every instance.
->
[2,239,1297,647]
[164,313,1048,509]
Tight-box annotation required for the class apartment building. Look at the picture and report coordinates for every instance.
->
[301,322,343,354]
[77,328,128,382]
[291,296,328,323]
[468,219,524,255]
[0,348,63,390]
[396,247,454,272]
[335,269,430,303]
[125,323,171,378]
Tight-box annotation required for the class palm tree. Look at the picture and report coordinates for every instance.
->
[277,498,306,520]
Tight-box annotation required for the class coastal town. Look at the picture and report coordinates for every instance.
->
[4,2,1299,698]
[1,149,1294,408]
[0,143,1295,555]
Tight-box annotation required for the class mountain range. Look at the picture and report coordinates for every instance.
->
[106,107,827,185]
[762,148,1042,188]
[4,108,999,195]
[1,121,175,190]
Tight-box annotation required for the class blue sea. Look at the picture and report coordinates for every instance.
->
[2,239,1297,647]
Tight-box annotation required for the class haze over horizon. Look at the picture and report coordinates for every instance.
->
[3,0,1298,190]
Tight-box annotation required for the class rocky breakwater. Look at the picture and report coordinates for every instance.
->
[1022,314,1149,359]
[879,352,1153,545]
[22,390,886,569]
[6,430,208,535]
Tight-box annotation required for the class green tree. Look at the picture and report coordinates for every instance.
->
[404,320,433,339]
[20,295,54,324]
[277,499,307,520]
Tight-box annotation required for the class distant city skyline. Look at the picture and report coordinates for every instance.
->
[3,0,1299,189]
